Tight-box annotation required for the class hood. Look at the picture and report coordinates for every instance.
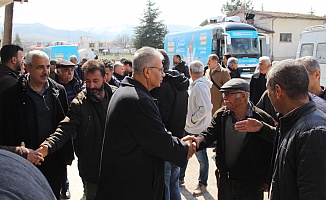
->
[163,73,189,91]
[191,76,212,88]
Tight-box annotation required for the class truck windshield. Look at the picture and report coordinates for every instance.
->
[227,38,260,55]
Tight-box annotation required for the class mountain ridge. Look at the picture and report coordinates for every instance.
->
[12,23,194,46]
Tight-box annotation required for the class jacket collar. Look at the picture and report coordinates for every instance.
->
[279,101,316,134]
[121,76,152,96]
[0,64,20,78]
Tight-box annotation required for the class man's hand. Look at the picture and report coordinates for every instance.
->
[36,144,49,158]
[181,135,199,148]
[234,118,263,133]
[181,135,199,159]
[185,140,196,159]
[21,142,44,165]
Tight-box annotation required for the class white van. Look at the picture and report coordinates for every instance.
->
[296,25,326,86]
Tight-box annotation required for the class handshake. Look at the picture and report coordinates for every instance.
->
[181,136,199,159]
[20,142,48,165]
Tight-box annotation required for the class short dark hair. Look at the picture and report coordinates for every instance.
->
[267,59,309,100]
[173,54,181,60]
[82,60,106,77]
[0,45,23,64]
[122,59,132,67]
[209,54,219,61]
[158,49,170,71]
[104,60,114,71]
[224,52,232,60]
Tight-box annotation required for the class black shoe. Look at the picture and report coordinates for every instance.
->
[60,188,71,199]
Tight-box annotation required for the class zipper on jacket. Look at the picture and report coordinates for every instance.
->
[85,115,92,136]
[42,95,50,110]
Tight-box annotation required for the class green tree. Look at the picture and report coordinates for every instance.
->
[13,32,22,46]
[133,0,168,49]
[221,0,254,15]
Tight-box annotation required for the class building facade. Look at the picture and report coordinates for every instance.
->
[229,10,326,61]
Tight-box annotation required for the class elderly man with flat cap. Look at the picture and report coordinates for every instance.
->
[195,78,275,200]
[55,60,82,104]
[55,59,82,199]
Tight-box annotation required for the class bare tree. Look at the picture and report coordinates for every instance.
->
[114,33,133,49]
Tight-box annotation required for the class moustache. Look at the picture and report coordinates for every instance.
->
[40,74,48,78]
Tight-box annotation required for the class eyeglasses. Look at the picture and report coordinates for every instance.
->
[222,91,243,98]
[149,66,165,74]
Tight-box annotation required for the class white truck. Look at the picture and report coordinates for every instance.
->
[296,25,326,86]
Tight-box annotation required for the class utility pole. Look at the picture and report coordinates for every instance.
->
[3,2,14,45]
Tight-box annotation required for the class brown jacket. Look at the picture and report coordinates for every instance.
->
[205,64,231,115]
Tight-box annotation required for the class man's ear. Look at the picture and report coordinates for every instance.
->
[11,56,17,64]
[315,70,321,79]
[275,84,282,99]
[143,67,150,78]
[24,64,30,73]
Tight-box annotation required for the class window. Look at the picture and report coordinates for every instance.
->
[300,43,314,57]
[316,43,326,64]
[280,33,292,42]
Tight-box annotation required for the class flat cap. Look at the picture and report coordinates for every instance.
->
[220,78,250,92]
[50,59,57,65]
[56,59,75,68]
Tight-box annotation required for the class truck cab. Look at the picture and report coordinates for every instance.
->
[296,25,326,86]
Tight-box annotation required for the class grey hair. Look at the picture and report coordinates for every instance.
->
[25,50,49,67]
[259,56,271,64]
[189,60,204,74]
[296,56,320,73]
[227,57,238,67]
[267,59,309,100]
[133,47,163,75]
[70,55,77,61]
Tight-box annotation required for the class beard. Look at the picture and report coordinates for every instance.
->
[87,83,104,97]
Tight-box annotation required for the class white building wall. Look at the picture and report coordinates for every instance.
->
[272,18,325,61]
[233,12,325,61]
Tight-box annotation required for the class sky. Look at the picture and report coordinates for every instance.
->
[0,0,325,30]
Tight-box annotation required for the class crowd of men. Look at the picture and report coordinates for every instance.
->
[0,44,325,200]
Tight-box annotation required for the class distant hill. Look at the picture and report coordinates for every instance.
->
[12,23,194,46]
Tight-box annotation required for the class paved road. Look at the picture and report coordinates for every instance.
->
[66,148,269,200]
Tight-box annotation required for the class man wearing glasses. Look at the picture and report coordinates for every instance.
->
[96,47,198,200]
[195,78,275,200]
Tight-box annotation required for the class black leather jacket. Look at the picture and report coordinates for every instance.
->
[271,101,326,200]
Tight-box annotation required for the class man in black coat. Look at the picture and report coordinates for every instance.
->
[0,50,72,200]
[249,56,271,105]
[150,49,189,200]
[173,54,190,78]
[38,60,116,200]
[0,44,24,95]
[237,59,326,200]
[96,47,197,200]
